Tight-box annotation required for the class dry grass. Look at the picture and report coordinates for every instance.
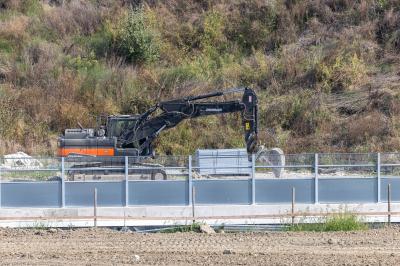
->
[43,0,101,38]
[0,15,29,42]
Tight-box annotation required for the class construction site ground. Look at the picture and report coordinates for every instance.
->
[1,226,400,265]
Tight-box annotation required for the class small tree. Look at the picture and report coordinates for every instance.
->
[116,7,160,64]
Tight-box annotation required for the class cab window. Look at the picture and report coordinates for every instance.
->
[108,119,136,138]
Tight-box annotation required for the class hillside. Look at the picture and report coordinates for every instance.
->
[0,0,400,155]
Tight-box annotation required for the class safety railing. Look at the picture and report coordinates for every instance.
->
[1,153,400,207]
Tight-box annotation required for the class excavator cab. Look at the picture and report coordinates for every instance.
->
[105,115,138,138]
[104,115,151,156]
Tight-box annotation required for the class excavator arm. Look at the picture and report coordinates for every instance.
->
[119,87,258,155]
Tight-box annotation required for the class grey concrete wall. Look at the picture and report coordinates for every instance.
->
[1,182,61,207]
[193,179,252,205]
[129,180,188,205]
[318,178,377,203]
[255,179,314,203]
[381,177,400,202]
[3,177,400,208]
[65,181,124,207]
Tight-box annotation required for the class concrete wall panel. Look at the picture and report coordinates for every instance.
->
[1,182,61,207]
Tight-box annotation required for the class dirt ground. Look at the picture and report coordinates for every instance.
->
[1,226,400,265]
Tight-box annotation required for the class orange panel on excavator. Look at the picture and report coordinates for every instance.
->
[58,148,115,157]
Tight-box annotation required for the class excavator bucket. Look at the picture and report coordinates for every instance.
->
[242,88,258,154]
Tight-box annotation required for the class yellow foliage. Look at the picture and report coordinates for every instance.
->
[319,53,367,92]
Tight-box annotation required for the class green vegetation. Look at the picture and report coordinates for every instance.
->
[2,170,59,181]
[160,223,201,233]
[115,7,161,63]
[287,213,368,232]
[32,221,50,230]
[1,1,400,155]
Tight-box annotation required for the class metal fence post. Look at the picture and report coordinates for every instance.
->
[251,153,256,205]
[61,157,65,208]
[377,153,381,203]
[188,155,192,206]
[125,156,129,207]
[314,153,318,204]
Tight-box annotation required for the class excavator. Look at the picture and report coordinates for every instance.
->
[57,87,285,179]
[58,87,258,158]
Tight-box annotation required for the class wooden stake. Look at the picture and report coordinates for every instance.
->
[192,186,196,224]
[94,188,97,227]
[291,187,295,226]
[388,184,391,225]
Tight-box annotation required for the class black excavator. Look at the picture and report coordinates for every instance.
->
[58,87,258,157]
[58,87,259,179]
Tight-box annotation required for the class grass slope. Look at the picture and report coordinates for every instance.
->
[0,0,400,155]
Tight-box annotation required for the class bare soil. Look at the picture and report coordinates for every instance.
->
[1,226,400,265]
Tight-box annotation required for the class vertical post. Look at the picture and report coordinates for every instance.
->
[192,186,196,224]
[388,183,391,225]
[61,157,65,208]
[125,156,129,207]
[94,188,98,227]
[251,153,256,205]
[377,153,381,203]
[188,155,192,206]
[291,187,295,226]
[314,153,318,204]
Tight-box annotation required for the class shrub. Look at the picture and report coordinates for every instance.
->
[0,38,14,54]
[267,91,331,137]
[0,0,42,16]
[64,53,99,72]
[200,10,226,57]
[317,52,367,93]
[236,51,272,89]
[160,222,201,233]
[159,64,200,91]
[87,24,114,58]
[324,214,367,231]
[288,213,368,232]
[20,0,42,17]
[223,0,279,53]
[115,7,160,63]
